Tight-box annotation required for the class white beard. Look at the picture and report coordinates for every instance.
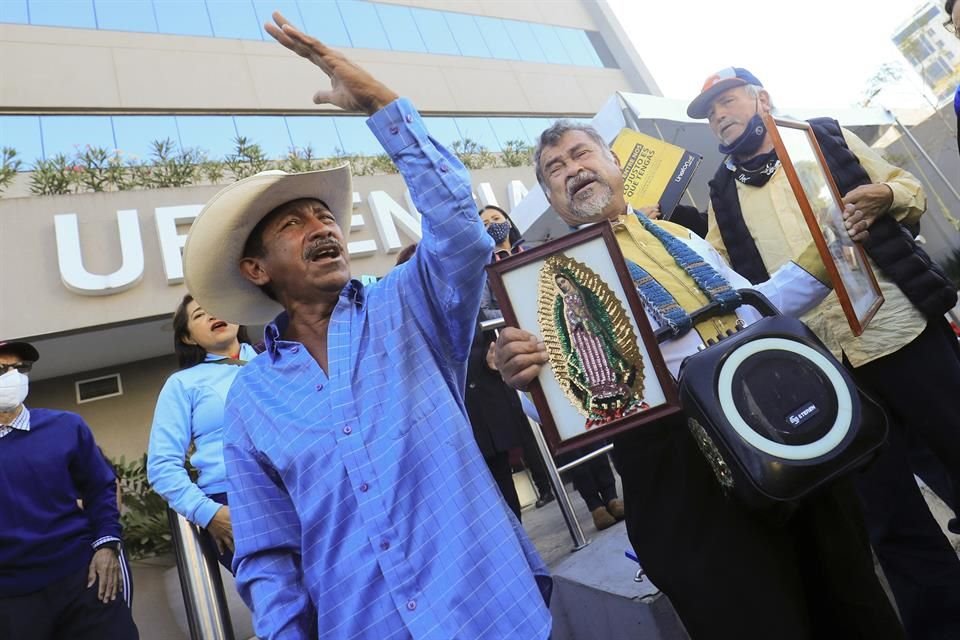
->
[570,181,613,221]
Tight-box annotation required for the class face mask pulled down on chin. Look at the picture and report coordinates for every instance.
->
[0,370,28,412]
[718,112,768,158]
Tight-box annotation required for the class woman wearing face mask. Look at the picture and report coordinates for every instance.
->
[479,205,527,321]
[147,294,258,572]
[475,206,557,509]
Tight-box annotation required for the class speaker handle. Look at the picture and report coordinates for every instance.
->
[655,289,779,344]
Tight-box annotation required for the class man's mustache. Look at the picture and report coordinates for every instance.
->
[567,171,602,199]
[303,238,343,260]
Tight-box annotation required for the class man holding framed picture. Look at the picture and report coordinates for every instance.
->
[689,66,960,640]
[495,119,904,639]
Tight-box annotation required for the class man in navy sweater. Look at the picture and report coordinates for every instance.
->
[0,340,138,639]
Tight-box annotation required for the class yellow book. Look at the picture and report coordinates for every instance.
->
[611,128,701,216]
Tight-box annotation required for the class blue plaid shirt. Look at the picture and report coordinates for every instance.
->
[223,99,551,640]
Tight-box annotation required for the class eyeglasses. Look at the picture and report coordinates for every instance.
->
[944,18,959,37]
[0,362,32,375]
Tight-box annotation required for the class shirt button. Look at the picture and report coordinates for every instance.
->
[342,425,352,435]
[359,482,369,493]
[404,113,412,123]
[380,539,390,551]
[439,164,448,173]
[315,383,324,392]
[389,125,399,135]
[406,600,417,611]
[291,346,299,354]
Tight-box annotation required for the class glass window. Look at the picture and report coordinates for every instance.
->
[410,8,459,56]
[251,0,302,41]
[0,116,43,168]
[502,19,547,63]
[153,0,213,37]
[473,16,520,61]
[112,116,181,162]
[296,0,351,47]
[331,116,380,156]
[375,4,425,53]
[454,117,500,151]
[28,0,97,29]
[233,116,292,159]
[487,117,532,147]
[40,116,116,158]
[94,0,157,32]
[285,116,343,157]
[530,24,572,66]
[422,117,463,149]
[206,0,261,40]
[175,115,238,159]
[520,117,556,143]
[555,27,602,67]
[336,0,387,50]
[442,12,488,58]
[0,1,29,24]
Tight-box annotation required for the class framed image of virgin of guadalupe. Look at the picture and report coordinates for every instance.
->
[762,113,884,336]
[486,223,681,456]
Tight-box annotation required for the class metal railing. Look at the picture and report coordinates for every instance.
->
[167,508,236,640]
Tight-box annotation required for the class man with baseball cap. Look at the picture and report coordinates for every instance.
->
[183,12,550,640]
[690,66,960,639]
[0,341,138,639]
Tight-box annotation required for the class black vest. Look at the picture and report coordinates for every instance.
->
[709,117,957,319]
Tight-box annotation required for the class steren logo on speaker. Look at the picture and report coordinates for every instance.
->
[786,402,819,427]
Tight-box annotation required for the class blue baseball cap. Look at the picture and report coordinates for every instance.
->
[686,67,763,119]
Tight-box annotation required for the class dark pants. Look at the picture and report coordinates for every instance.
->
[485,451,522,520]
[558,449,617,512]
[200,492,235,573]
[612,419,904,640]
[518,419,553,498]
[846,317,960,640]
[0,566,139,640]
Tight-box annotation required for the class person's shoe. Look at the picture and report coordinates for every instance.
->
[535,492,556,508]
[591,506,617,531]
[607,498,625,521]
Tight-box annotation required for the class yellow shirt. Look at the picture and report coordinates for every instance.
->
[706,128,928,367]
[614,215,741,344]
[612,213,830,374]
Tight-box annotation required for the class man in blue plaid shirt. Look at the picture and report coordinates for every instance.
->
[183,12,551,640]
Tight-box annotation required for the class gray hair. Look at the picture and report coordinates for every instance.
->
[533,120,614,189]
[744,84,776,113]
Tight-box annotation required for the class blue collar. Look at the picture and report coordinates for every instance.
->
[264,279,366,360]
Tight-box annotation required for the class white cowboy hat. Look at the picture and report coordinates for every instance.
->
[184,166,352,326]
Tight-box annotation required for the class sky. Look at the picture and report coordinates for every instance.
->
[606,0,943,113]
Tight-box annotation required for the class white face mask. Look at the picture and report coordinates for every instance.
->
[0,370,28,411]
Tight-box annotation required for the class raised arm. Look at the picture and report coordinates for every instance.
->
[265,11,491,363]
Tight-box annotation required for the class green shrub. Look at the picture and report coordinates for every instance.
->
[0,147,22,195]
[29,154,76,196]
[112,454,172,560]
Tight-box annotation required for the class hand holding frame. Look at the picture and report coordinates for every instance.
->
[264,12,399,115]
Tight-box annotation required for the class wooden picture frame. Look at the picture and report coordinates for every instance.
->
[486,223,681,456]
[763,114,884,336]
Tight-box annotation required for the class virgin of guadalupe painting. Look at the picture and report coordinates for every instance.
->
[538,254,649,428]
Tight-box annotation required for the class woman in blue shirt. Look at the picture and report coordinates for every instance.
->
[147,294,258,571]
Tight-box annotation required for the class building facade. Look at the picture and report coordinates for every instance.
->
[892,1,960,105]
[0,0,658,460]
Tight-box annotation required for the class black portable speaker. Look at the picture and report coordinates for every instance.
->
[661,290,888,509]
